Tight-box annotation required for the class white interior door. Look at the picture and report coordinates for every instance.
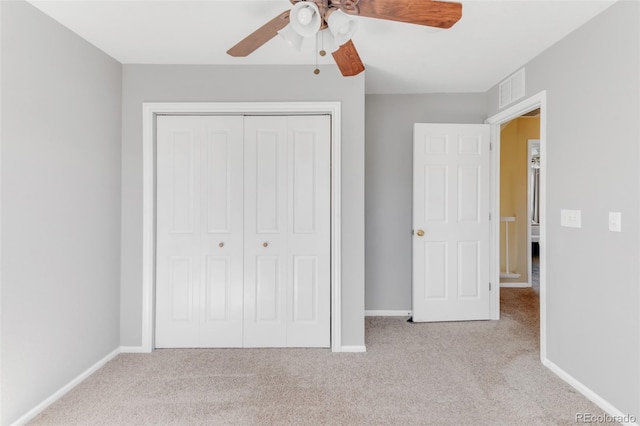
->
[243,116,330,347]
[243,116,288,347]
[156,115,330,348]
[156,115,244,348]
[412,123,491,322]
[285,116,331,347]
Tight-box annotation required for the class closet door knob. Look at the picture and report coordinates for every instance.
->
[219,242,224,248]
[263,242,269,248]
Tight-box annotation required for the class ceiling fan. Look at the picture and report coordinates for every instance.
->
[227,0,462,77]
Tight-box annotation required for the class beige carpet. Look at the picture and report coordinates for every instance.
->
[31,289,615,425]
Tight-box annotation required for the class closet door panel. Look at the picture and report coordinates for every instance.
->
[243,116,288,347]
[286,116,331,348]
[156,117,201,347]
[156,116,244,348]
[199,117,244,347]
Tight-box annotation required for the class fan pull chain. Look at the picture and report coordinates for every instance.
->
[319,30,327,57]
[314,32,320,75]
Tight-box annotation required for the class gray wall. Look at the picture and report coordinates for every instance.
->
[487,1,640,417]
[120,65,365,347]
[0,1,122,424]
[365,94,487,311]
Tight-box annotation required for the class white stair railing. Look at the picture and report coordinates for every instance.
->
[500,217,521,279]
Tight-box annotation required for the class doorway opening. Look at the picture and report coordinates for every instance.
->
[487,91,547,361]
[498,110,540,290]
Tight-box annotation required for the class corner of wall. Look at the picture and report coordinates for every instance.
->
[0,0,4,422]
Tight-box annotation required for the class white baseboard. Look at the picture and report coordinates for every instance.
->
[500,282,531,288]
[119,345,148,353]
[10,347,121,426]
[543,358,639,426]
[338,345,367,353]
[365,310,412,317]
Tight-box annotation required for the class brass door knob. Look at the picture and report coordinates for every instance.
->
[219,242,224,248]
[416,229,425,237]
[263,242,269,247]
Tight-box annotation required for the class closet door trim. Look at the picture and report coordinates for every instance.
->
[141,102,342,353]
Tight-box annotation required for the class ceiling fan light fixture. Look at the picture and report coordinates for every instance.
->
[290,1,322,38]
[278,24,304,51]
[321,30,341,54]
[326,9,358,46]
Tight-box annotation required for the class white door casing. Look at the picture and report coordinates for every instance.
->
[412,123,491,322]
[141,101,342,353]
[155,114,330,348]
[486,91,547,361]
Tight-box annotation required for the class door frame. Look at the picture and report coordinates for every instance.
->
[486,90,547,360]
[140,102,343,352]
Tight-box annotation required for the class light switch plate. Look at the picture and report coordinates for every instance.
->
[609,212,621,232]
[561,209,581,228]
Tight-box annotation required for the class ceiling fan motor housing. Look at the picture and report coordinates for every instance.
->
[289,0,361,28]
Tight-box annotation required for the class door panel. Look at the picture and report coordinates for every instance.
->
[292,130,317,233]
[205,131,233,233]
[203,256,230,321]
[156,116,244,348]
[156,118,201,347]
[169,131,195,233]
[458,166,481,222]
[244,115,330,348]
[199,119,244,347]
[170,256,194,321]
[286,116,330,347]
[244,117,288,347]
[424,242,447,299]
[256,131,282,233]
[413,123,491,322]
[293,256,317,321]
[255,256,281,321]
[458,242,480,298]
[425,165,448,222]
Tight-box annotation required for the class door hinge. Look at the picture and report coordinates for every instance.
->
[489,212,492,221]
[489,142,493,151]
[489,282,492,291]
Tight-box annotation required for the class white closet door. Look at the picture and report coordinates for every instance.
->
[243,116,289,347]
[244,116,330,348]
[286,116,330,347]
[156,116,244,348]
[156,115,329,349]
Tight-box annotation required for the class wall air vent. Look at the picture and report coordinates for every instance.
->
[499,68,526,109]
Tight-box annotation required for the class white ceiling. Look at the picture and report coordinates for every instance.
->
[27,0,618,94]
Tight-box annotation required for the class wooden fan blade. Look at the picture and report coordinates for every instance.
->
[332,40,365,77]
[350,0,462,29]
[227,10,290,57]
